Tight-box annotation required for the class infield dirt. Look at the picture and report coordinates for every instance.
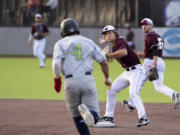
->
[0,99,179,135]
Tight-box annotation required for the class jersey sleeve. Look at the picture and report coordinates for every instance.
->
[53,42,64,61]
[93,43,106,63]
[31,25,35,34]
[52,42,64,78]
[43,24,49,33]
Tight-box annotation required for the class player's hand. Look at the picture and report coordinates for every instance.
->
[107,58,113,62]
[104,77,112,90]
[54,77,62,93]
[103,45,110,55]
[136,51,144,58]
[99,37,107,45]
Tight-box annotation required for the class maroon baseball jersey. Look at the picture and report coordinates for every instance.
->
[144,31,163,58]
[112,37,141,68]
[31,23,49,35]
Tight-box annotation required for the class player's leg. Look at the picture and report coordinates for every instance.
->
[64,79,91,135]
[153,70,179,109]
[38,39,46,68]
[73,116,91,135]
[123,68,148,111]
[104,72,129,119]
[128,69,149,127]
[33,40,40,58]
[80,77,100,125]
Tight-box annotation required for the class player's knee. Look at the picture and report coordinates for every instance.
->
[73,116,90,135]
[107,88,117,96]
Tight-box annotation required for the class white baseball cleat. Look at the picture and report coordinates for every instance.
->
[92,116,116,128]
[172,92,179,109]
[93,121,116,128]
[78,104,95,126]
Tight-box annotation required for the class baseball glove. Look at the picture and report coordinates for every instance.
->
[148,67,158,81]
[34,32,44,40]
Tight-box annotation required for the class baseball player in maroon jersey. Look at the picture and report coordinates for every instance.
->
[95,25,150,128]
[28,13,49,68]
[123,18,179,112]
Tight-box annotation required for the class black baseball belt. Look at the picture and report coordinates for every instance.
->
[65,72,91,79]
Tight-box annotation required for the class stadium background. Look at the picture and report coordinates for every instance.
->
[0,0,180,135]
[0,0,179,57]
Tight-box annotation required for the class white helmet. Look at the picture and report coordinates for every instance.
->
[140,18,153,26]
[102,25,116,34]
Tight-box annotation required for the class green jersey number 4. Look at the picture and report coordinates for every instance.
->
[72,44,82,60]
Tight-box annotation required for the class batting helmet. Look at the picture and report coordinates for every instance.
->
[60,18,80,37]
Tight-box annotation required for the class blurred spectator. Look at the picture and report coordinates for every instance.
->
[27,0,39,16]
[46,0,58,10]
[164,0,180,26]
[125,24,136,50]
[39,0,58,13]
[38,0,58,25]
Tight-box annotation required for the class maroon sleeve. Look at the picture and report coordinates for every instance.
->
[31,25,35,34]
[43,24,49,33]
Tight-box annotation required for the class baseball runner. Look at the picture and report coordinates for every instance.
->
[52,18,111,135]
[123,18,179,112]
[95,25,150,128]
[28,13,49,68]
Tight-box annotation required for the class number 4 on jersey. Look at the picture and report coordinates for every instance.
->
[72,44,82,60]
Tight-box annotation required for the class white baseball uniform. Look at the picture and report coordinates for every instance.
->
[30,23,49,67]
[128,31,177,107]
[104,37,147,119]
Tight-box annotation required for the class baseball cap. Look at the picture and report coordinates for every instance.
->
[35,13,42,18]
[102,25,116,34]
[140,18,153,26]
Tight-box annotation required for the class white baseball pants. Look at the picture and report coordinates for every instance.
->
[33,38,46,67]
[128,58,175,107]
[104,64,147,119]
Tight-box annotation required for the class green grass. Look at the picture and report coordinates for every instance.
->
[0,57,180,103]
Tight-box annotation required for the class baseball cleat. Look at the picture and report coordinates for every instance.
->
[78,104,95,126]
[93,116,116,128]
[136,117,150,127]
[122,100,134,112]
[100,116,114,122]
[93,121,116,128]
[172,92,179,109]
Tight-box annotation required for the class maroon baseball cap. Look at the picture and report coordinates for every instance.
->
[140,18,153,26]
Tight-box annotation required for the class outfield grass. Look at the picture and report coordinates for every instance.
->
[0,57,179,103]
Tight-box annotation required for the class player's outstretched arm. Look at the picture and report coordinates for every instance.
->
[106,48,127,58]
[99,60,112,86]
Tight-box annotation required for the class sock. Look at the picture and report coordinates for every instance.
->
[73,116,91,135]
[89,110,99,124]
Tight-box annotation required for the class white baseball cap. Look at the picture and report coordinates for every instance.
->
[140,18,153,26]
[102,25,116,34]
[35,13,42,18]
